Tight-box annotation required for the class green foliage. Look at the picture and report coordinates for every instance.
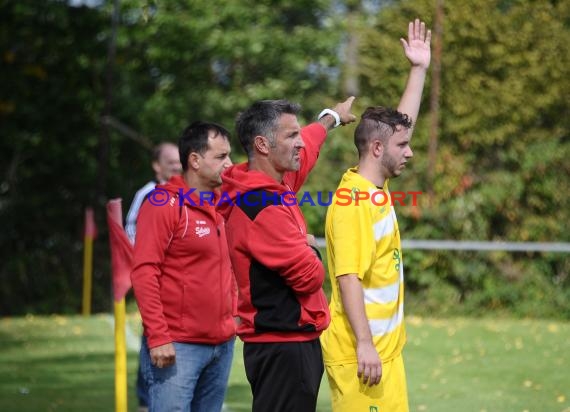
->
[323,0,570,318]
[0,0,568,317]
[117,0,340,140]
[0,0,340,315]
[0,0,110,314]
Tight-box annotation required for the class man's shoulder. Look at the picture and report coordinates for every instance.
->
[126,180,158,218]
[233,189,285,222]
[134,180,158,197]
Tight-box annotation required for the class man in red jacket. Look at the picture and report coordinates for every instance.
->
[219,98,356,412]
[131,121,235,412]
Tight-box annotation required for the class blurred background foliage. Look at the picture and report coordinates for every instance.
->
[1,0,568,317]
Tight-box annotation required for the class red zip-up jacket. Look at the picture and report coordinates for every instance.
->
[131,175,236,349]
[219,122,331,342]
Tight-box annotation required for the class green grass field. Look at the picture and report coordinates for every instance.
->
[1,314,569,412]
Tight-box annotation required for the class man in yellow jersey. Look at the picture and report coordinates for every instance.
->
[320,19,431,412]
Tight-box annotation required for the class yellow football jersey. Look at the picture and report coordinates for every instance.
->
[321,167,406,365]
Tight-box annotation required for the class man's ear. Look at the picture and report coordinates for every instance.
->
[189,152,200,170]
[253,135,270,155]
[371,139,384,158]
[151,160,161,175]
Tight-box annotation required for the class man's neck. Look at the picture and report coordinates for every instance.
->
[183,172,214,193]
[357,160,386,188]
[248,157,283,183]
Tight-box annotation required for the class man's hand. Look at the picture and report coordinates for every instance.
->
[332,96,357,125]
[306,234,323,259]
[150,342,176,368]
[306,234,317,247]
[356,340,382,386]
[318,96,357,130]
[400,19,431,69]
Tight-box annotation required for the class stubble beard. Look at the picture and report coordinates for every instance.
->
[381,153,400,178]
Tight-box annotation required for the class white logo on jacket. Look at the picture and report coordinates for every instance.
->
[195,226,211,238]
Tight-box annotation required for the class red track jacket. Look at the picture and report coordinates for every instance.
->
[131,175,236,348]
[219,123,331,342]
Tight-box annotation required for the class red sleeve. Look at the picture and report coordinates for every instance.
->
[248,205,325,294]
[283,122,327,192]
[130,201,178,348]
[231,267,238,317]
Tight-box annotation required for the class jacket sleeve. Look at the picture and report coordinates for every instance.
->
[125,182,155,244]
[130,200,179,348]
[283,122,327,192]
[247,205,325,295]
[231,268,239,317]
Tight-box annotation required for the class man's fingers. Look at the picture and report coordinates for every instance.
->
[336,96,355,112]
[367,370,376,387]
[358,362,382,386]
[415,18,421,39]
[164,353,176,366]
[362,365,370,384]
[376,364,382,385]
[371,365,382,386]
[158,357,174,368]
[340,114,357,126]
[364,367,378,387]
[306,234,316,246]
[152,354,175,368]
[336,96,356,124]
[341,96,356,114]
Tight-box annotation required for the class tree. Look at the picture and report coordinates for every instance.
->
[0,0,110,314]
[0,0,343,314]
[353,0,570,317]
[2,0,568,317]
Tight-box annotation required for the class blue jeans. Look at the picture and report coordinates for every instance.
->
[137,336,150,407]
[140,336,235,412]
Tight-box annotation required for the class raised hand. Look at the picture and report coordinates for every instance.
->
[332,96,357,125]
[400,19,431,69]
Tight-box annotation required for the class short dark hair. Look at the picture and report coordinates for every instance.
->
[235,100,301,156]
[354,107,413,157]
[179,121,231,172]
